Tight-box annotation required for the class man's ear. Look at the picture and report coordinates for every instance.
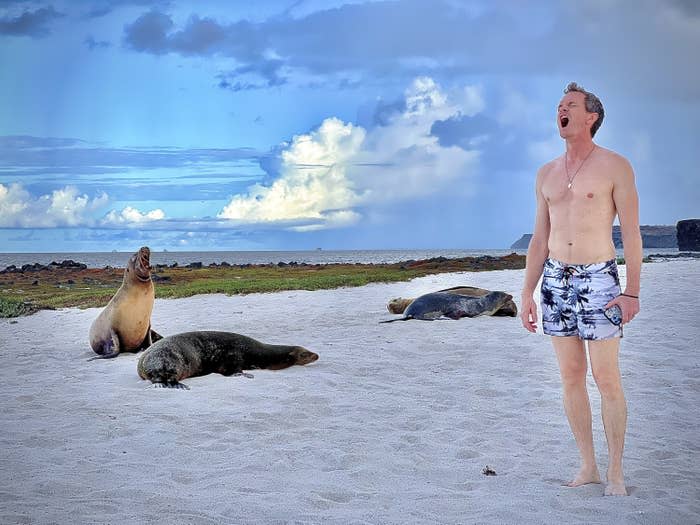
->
[587,112,599,127]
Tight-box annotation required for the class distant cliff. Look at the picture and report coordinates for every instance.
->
[510,225,678,249]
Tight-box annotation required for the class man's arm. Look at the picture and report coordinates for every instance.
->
[606,157,642,324]
[521,167,551,333]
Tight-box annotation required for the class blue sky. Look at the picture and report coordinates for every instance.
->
[1,0,698,252]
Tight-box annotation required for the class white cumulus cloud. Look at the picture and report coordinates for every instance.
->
[0,183,108,227]
[0,183,165,228]
[102,206,166,225]
[218,76,481,230]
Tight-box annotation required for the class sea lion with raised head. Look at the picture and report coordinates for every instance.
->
[89,246,162,358]
[137,331,319,389]
[387,286,518,317]
[381,290,513,323]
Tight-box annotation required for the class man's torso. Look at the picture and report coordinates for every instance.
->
[540,147,621,265]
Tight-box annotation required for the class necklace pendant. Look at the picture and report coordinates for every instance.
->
[567,182,572,189]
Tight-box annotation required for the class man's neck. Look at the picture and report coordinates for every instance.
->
[565,136,596,161]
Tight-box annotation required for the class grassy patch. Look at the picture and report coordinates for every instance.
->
[0,297,39,317]
[0,254,526,317]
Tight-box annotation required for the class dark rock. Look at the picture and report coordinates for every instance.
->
[220,261,231,267]
[612,225,676,248]
[49,260,87,270]
[185,262,202,269]
[151,274,171,282]
[66,279,75,285]
[22,263,46,272]
[677,219,700,251]
[32,280,38,285]
[511,225,678,249]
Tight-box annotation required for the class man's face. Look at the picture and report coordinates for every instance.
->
[557,91,596,139]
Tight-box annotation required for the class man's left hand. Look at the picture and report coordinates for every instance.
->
[605,294,640,325]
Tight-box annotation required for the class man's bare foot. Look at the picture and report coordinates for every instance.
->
[604,476,628,496]
[565,467,602,487]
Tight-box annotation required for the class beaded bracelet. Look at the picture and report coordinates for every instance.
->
[620,293,639,299]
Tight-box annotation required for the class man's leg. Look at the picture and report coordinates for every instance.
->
[552,336,601,486]
[589,338,627,496]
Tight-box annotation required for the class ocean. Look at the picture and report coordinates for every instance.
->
[0,248,681,270]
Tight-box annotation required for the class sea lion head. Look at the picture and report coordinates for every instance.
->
[289,347,319,366]
[483,291,513,314]
[387,297,413,314]
[125,246,152,283]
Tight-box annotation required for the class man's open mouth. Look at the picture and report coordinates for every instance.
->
[561,116,569,128]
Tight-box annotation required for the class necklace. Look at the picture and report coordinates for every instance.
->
[565,145,596,190]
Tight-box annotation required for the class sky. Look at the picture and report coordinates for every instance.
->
[0,0,698,253]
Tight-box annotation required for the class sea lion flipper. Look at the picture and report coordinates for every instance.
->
[153,381,190,390]
[138,326,163,351]
[149,328,163,343]
[233,372,254,379]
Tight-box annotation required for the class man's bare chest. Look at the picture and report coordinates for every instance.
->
[542,164,614,210]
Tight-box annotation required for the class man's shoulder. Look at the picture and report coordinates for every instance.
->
[597,146,632,167]
[537,155,563,176]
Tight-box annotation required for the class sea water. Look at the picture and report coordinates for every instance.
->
[0,248,681,270]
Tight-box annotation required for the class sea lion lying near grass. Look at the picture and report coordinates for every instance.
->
[382,289,514,323]
[137,331,319,389]
[387,286,518,317]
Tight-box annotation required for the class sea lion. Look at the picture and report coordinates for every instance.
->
[89,246,162,358]
[137,331,319,389]
[387,285,518,317]
[381,290,513,323]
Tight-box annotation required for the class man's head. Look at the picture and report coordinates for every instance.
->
[558,82,604,139]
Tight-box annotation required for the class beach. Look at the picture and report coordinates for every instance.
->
[0,259,698,524]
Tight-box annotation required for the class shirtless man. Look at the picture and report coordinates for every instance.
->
[520,82,642,496]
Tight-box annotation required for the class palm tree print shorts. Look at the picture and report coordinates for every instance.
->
[540,258,623,340]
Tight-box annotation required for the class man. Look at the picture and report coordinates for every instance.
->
[520,82,642,497]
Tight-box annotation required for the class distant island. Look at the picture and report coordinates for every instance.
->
[510,225,678,249]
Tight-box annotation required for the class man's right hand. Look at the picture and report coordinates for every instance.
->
[520,295,538,333]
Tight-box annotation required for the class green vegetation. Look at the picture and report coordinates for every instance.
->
[0,254,527,317]
[0,297,39,318]
[616,256,653,265]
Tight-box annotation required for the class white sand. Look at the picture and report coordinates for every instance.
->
[1,259,698,524]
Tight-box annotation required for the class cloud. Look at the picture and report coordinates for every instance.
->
[218,117,366,226]
[84,35,111,50]
[119,1,700,100]
[0,6,64,37]
[218,77,480,230]
[0,183,107,227]
[0,183,165,228]
[0,135,263,172]
[102,206,165,225]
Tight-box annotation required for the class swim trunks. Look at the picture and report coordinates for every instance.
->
[540,258,623,340]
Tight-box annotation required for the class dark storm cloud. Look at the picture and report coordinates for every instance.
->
[120,0,699,100]
[431,114,498,149]
[217,59,286,92]
[84,35,110,50]
[0,5,64,37]
[123,10,267,61]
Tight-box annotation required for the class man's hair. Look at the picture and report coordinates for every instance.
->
[564,82,604,138]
